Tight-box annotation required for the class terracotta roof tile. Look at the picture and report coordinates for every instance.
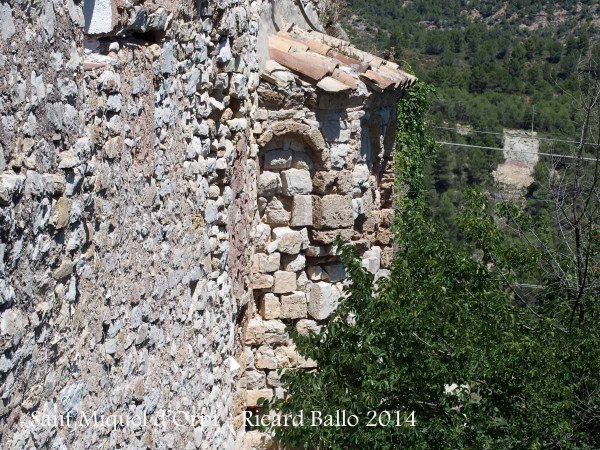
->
[268,36,292,53]
[331,68,359,89]
[359,70,396,91]
[269,48,335,81]
[271,34,309,53]
[317,76,352,92]
[264,26,417,93]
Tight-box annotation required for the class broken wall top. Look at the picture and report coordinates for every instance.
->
[262,26,417,104]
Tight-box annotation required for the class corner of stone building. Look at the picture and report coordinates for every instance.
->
[0,0,411,447]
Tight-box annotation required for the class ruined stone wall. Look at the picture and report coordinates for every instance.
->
[0,0,406,447]
[0,0,262,447]
[240,74,400,448]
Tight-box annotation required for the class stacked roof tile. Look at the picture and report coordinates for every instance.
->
[263,26,417,93]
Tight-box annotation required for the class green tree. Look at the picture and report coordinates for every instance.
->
[266,84,600,449]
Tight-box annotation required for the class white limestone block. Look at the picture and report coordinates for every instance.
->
[84,0,114,35]
[273,270,297,294]
[308,281,339,320]
[272,227,302,254]
[281,168,312,196]
[258,171,281,197]
[290,195,313,226]
[280,292,307,319]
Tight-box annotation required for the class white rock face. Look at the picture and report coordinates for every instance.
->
[0,3,16,40]
[83,0,114,35]
[308,282,339,320]
[281,168,312,196]
[0,173,25,205]
[272,227,303,254]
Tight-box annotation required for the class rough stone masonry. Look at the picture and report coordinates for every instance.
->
[0,0,414,448]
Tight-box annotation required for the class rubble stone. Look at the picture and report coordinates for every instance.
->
[280,292,307,319]
[280,168,312,196]
[313,195,354,229]
[273,271,297,294]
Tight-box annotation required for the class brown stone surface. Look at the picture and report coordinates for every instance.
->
[259,293,281,320]
[273,270,297,294]
[290,195,313,226]
[313,194,354,229]
[246,389,273,407]
[254,253,281,274]
[252,274,274,290]
[309,228,353,244]
[280,292,308,319]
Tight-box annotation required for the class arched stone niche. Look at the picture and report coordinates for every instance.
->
[253,121,352,333]
[257,121,330,170]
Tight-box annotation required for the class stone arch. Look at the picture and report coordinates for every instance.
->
[257,133,316,230]
[252,118,353,323]
[257,121,329,170]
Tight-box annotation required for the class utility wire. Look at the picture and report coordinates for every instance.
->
[432,125,598,147]
[513,284,545,289]
[436,141,599,162]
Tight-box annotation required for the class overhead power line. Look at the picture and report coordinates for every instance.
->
[432,125,598,147]
[436,141,599,162]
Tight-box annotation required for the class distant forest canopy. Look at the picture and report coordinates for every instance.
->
[343,0,599,243]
